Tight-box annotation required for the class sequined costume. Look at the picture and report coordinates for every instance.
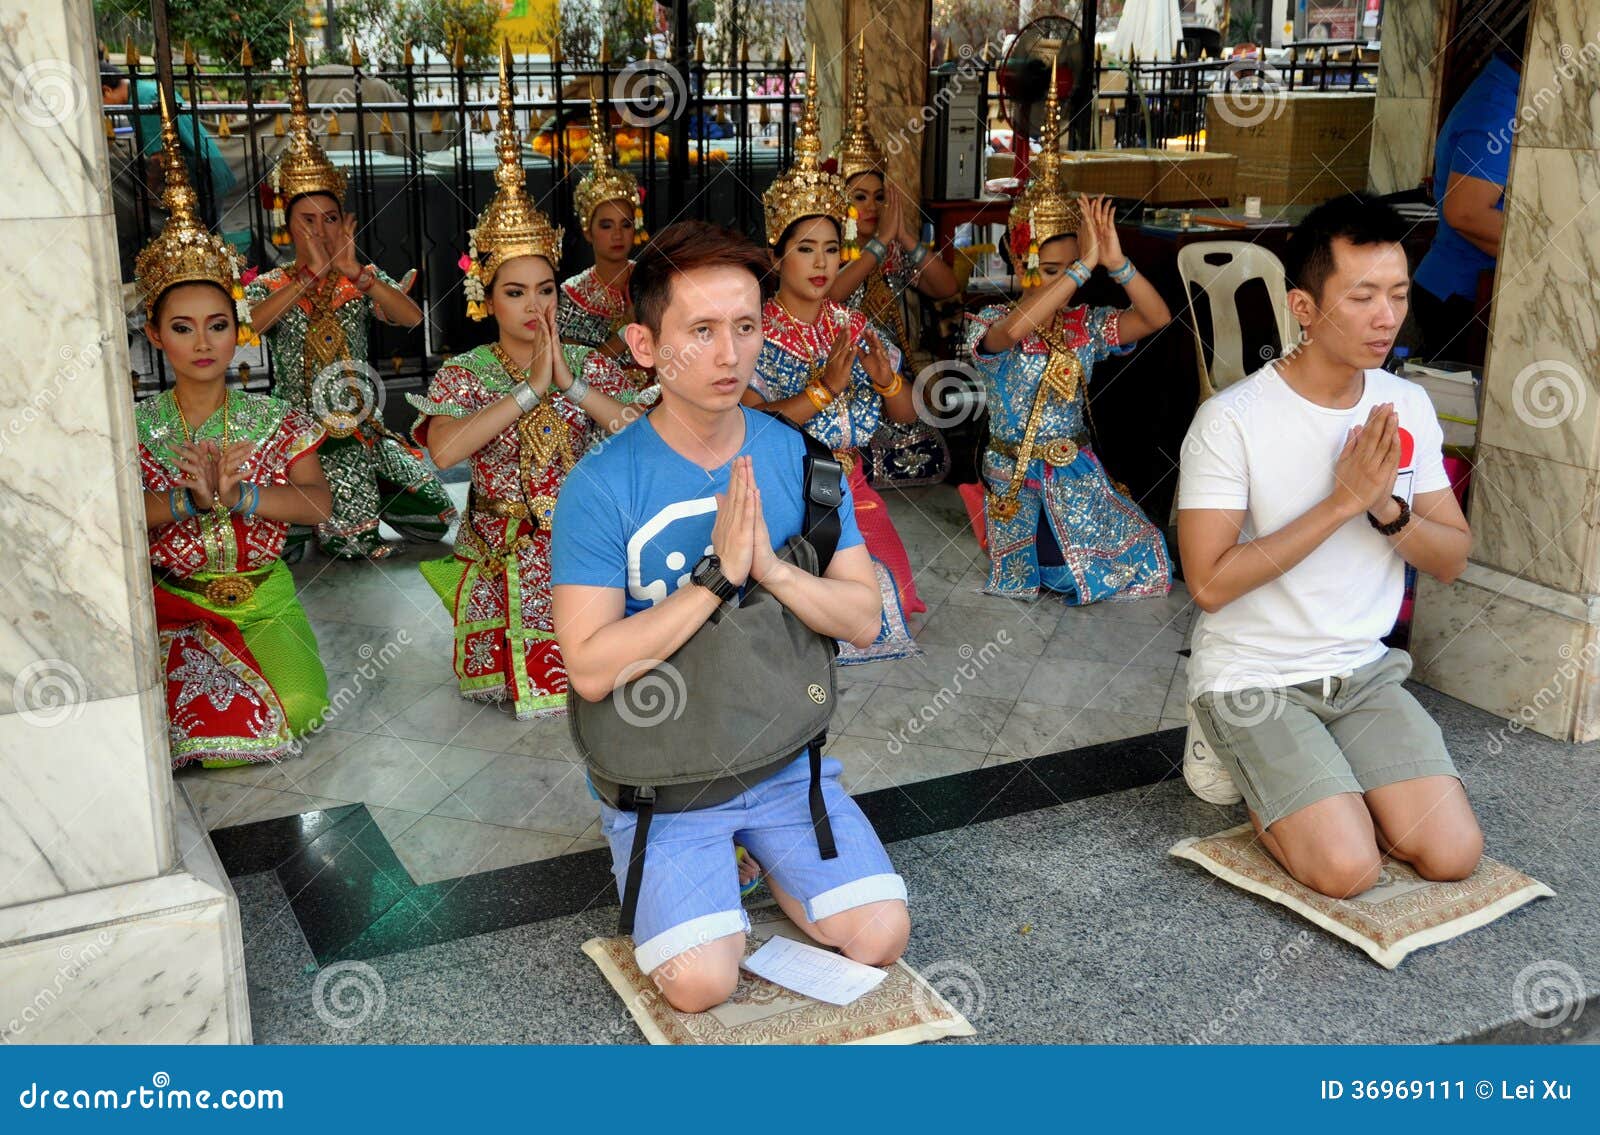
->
[139,390,331,766]
[244,264,457,559]
[408,346,626,717]
[843,240,951,489]
[963,303,1171,603]
[752,297,924,663]
[557,265,656,399]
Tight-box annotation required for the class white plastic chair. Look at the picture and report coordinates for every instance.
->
[1176,241,1301,400]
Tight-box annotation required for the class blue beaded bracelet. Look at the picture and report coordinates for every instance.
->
[232,482,261,519]
[1109,259,1137,286]
[1066,260,1092,287]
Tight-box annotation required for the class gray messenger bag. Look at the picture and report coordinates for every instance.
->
[567,419,848,935]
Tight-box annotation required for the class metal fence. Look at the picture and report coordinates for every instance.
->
[111,38,1378,398]
[1096,40,1379,151]
[110,47,809,397]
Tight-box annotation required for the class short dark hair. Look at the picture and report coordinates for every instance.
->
[99,61,127,89]
[629,221,771,335]
[1283,193,1410,302]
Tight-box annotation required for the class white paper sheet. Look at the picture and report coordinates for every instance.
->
[740,935,888,1006]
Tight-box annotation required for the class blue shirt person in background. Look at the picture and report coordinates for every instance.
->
[1413,49,1523,363]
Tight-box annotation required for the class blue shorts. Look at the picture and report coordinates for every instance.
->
[598,753,907,974]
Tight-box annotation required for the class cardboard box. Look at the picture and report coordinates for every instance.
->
[1146,150,1236,205]
[1204,91,1374,205]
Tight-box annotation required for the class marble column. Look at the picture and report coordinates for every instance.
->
[805,0,931,205]
[1410,0,1600,743]
[1367,0,1448,195]
[0,1,250,1040]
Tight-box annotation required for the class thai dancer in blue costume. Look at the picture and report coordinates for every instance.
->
[745,51,925,664]
[963,67,1174,604]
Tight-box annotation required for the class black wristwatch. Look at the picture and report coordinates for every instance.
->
[1367,494,1411,536]
[690,553,738,602]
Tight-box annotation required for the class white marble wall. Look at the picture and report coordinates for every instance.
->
[0,785,250,1043]
[1412,0,1600,742]
[1367,0,1447,193]
[0,0,173,905]
[0,0,251,1041]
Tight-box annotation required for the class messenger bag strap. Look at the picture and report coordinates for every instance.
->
[799,431,843,574]
[616,786,655,936]
[808,735,838,860]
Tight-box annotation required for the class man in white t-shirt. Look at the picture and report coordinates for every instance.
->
[1177,195,1483,900]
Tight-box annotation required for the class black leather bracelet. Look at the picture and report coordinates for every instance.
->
[1367,494,1411,535]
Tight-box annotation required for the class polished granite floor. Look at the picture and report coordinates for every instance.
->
[179,479,1199,886]
[228,682,1598,1044]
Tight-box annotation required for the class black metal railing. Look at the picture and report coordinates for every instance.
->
[110,48,807,397]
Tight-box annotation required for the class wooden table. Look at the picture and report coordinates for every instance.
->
[926,196,1017,264]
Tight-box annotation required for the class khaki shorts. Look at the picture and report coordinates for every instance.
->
[1190,648,1459,829]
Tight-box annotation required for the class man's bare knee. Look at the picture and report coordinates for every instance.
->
[828,901,910,967]
[1410,829,1484,882]
[650,937,743,1013]
[1298,847,1382,899]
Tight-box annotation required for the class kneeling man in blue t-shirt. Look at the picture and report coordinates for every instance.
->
[551,221,910,1012]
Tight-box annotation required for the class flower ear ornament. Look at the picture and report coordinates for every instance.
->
[1020,210,1043,288]
[269,167,289,247]
[231,259,259,346]
[463,229,488,321]
[842,204,862,262]
[634,201,649,245]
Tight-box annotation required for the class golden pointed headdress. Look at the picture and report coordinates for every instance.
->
[1007,58,1082,286]
[462,40,564,320]
[134,86,257,345]
[269,24,347,245]
[574,84,645,242]
[836,32,886,184]
[762,46,852,252]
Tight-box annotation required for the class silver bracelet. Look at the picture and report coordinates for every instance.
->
[562,372,592,405]
[511,383,539,413]
[907,241,929,269]
[863,236,889,264]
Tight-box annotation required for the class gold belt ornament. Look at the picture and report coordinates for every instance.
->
[832,448,859,480]
[990,434,1085,468]
[476,494,558,528]
[163,569,269,609]
[321,410,361,439]
[986,318,1086,522]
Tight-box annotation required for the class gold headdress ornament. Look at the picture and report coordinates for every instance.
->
[574,83,645,243]
[270,23,348,246]
[836,32,886,185]
[462,39,564,320]
[135,86,258,346]
[1007,57,1082,287]
[762,45,855,257]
